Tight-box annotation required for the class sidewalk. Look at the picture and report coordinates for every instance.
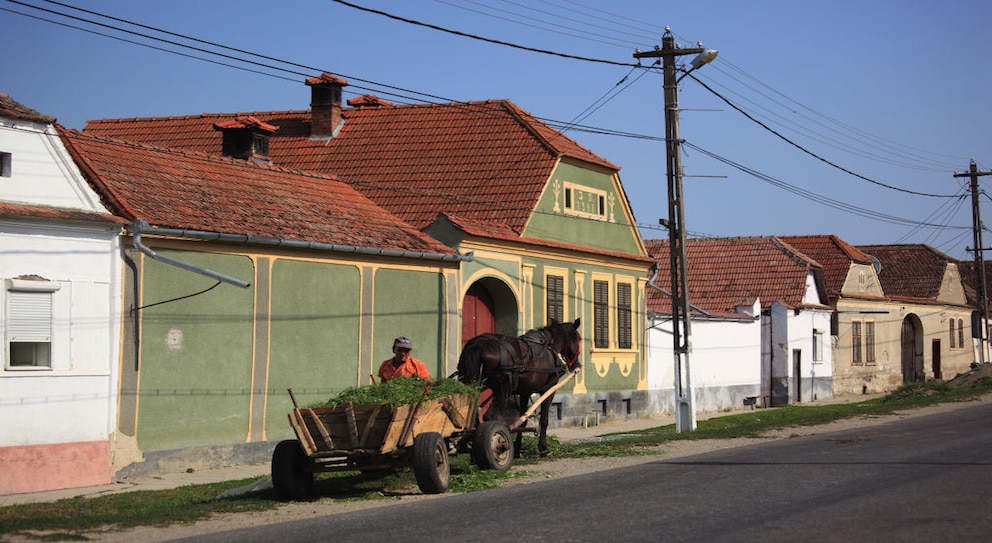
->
[0,393,881,507]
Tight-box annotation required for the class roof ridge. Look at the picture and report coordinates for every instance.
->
[65,126,350,184]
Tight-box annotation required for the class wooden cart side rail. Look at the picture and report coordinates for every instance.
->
[288,409,317,456]
[358,404,383,448]
[345,402,360,448]
[307,408,336,450]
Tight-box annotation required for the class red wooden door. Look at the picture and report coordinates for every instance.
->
[462,283,495,347]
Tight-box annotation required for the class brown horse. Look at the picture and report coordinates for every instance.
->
[457,319,581,457]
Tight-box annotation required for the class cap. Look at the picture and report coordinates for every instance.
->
[393,337,413,350]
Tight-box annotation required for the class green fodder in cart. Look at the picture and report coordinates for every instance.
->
[310,377,481,409]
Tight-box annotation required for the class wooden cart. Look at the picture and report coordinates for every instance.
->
[271,387,514,499]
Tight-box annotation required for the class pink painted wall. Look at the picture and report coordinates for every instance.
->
[0,441,111,495]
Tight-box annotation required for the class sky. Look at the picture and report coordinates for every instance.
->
[3,0,992,260]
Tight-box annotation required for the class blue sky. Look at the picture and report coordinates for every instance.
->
[4,0,991,259]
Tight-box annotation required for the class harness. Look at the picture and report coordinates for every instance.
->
[477,330,577,393]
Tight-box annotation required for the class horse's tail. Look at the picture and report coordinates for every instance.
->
[457,336,485,384]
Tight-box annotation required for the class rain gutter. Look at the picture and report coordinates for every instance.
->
[128,219,473,288]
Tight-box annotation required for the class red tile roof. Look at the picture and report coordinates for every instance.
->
[84,97,618,233]
[856,244,951,301]
[0,92,55,124]
[957,260,990,311]
[58,127,456,257]
[645,236,824,315]
[779,234,875,305]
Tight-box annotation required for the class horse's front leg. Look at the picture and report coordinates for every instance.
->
[537,392,555,457]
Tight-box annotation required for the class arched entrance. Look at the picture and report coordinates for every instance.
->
[900,314,924,383]
[461,278,518,348]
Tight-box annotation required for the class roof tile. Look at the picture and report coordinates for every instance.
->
[646,236,821,314]
[59,127,456,256]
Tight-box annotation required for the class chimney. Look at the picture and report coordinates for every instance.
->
[306,73,349,139]
[213,116,278,164]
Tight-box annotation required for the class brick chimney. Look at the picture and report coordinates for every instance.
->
[305,73,349,139]
[213,116,278,164]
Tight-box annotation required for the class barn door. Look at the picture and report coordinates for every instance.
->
[462,283,495,348]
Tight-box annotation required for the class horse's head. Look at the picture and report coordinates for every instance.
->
[548,318,581,369]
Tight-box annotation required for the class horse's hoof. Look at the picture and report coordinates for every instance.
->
[539,449,551,458]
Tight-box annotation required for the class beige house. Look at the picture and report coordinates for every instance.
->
[858,244,974,385]
[783,236,975,395]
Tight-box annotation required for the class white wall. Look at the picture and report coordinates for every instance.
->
[0,118,122,447]
[647,305,762,413]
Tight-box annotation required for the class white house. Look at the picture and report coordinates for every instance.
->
[0,92,124,495]
[646,236,833,419]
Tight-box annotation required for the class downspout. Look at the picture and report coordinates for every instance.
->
[646,263,710,317]
[129,220,251,288]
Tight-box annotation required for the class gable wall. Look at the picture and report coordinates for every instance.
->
[525,161,643,257]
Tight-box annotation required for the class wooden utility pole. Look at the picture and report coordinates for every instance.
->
[634,29,712,432]
[956,160,992,365]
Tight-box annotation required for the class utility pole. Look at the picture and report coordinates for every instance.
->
[956,160,992,366]
[634,29,716,433]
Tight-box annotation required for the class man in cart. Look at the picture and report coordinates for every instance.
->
[378,336,432,382]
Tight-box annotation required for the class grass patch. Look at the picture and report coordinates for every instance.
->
[0,453,517,540]
[0,478,275,539]
[3,378,989,539]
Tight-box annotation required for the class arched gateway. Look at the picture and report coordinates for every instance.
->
[461,278,518,348]
[901,314,924,383]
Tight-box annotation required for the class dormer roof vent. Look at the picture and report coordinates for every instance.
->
[213,116,278,163]
[347,94,393,108]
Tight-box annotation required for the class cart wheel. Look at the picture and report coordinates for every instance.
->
[271,439,314,500]
[472,420,514,472]
[412,432,449,494]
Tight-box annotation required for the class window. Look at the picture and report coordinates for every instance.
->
[950,319,957,349]
[546,274,564,324]
[958,318,965,349]
[812,329,823,361]
[5,279,60,369]
[593,280,609,349]
[617,282,632,349]
[0,152,11,177]
[562,181,607,220]
[865,321,876,364]
[852,321,863,365]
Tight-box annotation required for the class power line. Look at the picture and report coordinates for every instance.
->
[682,141,969,230]
[683,72,960,199]
[8,0,974,241]
[328,0,637,67]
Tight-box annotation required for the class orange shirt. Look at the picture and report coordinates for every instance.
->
[378,357,432,382]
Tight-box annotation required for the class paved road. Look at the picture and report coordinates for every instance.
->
[176,402,992,542]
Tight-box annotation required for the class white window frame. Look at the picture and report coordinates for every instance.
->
[5,278,61,370]
[812,328,824,361]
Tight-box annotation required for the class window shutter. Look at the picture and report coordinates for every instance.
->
[594,280,609,349]
[8,291,53,342]
[617,283,632,349]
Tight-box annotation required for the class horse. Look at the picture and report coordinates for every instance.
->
[457,318,581,457]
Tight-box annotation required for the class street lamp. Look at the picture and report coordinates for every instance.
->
[635,28,717,433]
